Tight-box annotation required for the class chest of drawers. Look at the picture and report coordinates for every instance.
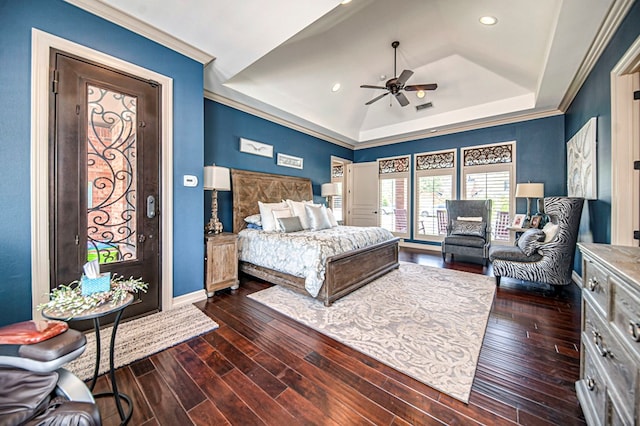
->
[577,243,640,425]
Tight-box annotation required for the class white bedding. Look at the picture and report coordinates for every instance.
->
[238,226,395,297]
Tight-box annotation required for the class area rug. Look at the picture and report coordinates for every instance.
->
[66,304,218,381]
[247,262,496,403]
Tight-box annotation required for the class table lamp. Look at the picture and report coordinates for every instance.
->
[321,183,339,206]
[515,182,544,226]
[204,165,230,234]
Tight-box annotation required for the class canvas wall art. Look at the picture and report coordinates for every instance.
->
[567,117,597,199]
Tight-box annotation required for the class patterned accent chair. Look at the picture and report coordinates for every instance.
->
[441,200,492,265]
[489,197,584,288]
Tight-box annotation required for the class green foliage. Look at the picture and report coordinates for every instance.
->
[37,275,148,319]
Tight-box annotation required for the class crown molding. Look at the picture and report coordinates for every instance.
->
[65,0,215,65]
[204,90,354,149]
[352,109,564,150]
[558,0,635,111]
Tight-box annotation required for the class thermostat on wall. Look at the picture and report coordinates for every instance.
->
[183,175,198,187]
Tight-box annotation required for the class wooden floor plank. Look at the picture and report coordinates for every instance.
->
[77,248,585,425]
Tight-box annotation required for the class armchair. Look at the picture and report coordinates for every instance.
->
[489,197,583,288]
[441,199,492,265]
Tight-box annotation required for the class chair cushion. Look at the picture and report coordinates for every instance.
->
[450,220,486,237]
[443,235,486,248]
[489,245,543,263]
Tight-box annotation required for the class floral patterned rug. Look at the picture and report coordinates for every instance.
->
[248,262,496,403]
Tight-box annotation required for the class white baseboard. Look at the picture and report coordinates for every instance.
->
[171,289,207,309]
[399,241,442,252]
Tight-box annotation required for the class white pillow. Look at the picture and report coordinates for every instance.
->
[542,222,559,243]
[326,208,339,227]
[457,216,483,222]
[258,201,289,232]
[305,204,332,231]
[243,214,262,226]
[286,199,319,230]
[272,208,293,232]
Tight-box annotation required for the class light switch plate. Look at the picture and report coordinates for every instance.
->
[183,175,198,187]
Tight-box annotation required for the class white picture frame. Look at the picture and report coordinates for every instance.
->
[567,117,597,199]
[239,138,273,158]
[277,153,304,170]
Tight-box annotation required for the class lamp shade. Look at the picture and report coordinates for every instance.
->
[203,165,230,191]
[515,183,544,198]
[321,183,339,197]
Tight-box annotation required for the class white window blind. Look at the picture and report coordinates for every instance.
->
[414,150,456,239]
[462,143,515,241]
[379,156,410,236]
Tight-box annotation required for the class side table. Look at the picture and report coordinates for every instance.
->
[43,293,134,425]
[205,232,239,297]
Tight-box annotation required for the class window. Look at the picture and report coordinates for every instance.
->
[330,163,344,221]
[461,142,515,241]
[414,150,456,240]
[378,156,410,236]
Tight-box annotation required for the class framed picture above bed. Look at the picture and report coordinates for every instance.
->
[277,153,304,169]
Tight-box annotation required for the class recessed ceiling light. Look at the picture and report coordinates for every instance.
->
[379,74,387,81]
[331,83,341,92]
[479,16,497,26]
[416,90,425,99]
[340,0,352,4]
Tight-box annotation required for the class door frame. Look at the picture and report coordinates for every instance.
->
[31,29,174,319]
[611,34,640,246]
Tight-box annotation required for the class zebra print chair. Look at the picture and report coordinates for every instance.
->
[489,197,584,288]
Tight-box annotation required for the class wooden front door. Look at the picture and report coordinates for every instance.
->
[49,49,161,322]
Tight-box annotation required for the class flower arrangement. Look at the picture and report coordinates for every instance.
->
[38,275,148,319]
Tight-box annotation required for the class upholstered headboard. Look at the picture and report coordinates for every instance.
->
[231,169,313,233]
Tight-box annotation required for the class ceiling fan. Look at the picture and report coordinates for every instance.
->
[361,41,437,107]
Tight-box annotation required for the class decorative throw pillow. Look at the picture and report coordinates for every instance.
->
[243,214,262,226]
[456,216,483,222]
[246,223,263,230]
[286,199,319,230]
[272,208,293,231]
[305,204,332,231]
[517,229,546,256]
[277,216,304,233]
[258,201,289,232]
[326,208,339,227]
[542,222,559,243]
[450,220,486,237]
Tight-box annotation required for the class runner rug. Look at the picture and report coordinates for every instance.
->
[248,262,496,403]
[66,303,218,381]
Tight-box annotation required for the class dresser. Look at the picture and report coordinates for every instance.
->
[577,243,640,425]
[205,233,239,297]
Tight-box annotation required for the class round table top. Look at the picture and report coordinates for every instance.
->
[42,293,134,321]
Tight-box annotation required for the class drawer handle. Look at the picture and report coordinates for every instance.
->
[587,277,599,291]
[586,376,596,391]
[629,321,640,342]
[592,330,612,358]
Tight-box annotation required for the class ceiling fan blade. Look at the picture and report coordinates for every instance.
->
[396,70,414,86]
[365,91,390,105]
[360,84,387,90]
[395,92,410,107]
[404,83,438,91]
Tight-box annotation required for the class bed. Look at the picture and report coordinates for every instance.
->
[231,169,400,306]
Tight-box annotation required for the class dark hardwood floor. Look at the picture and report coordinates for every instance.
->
[94,248,585,425]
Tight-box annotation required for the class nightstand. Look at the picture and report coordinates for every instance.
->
[205,233,239,297]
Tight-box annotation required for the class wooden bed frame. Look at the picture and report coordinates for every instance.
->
[231,169,400,306]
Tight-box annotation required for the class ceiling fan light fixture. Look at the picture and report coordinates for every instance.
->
[479,16,498,26]
[331,83,341,92]
[416,90,425,99]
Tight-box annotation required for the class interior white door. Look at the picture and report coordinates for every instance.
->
[347,162,379,226]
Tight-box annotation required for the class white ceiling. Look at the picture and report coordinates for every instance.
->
[68,0,624,148]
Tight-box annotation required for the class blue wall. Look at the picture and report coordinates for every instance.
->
[565,0,640,246]
[204,100,353,227]
[0,0,204,326]
[355,115,566,244]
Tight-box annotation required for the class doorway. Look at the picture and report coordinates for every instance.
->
[49,49,161,321]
